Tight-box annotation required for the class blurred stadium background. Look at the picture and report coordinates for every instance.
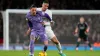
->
[0,0,100,56]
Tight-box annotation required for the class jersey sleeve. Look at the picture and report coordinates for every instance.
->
[26,13,33,28]
[84,22,90,33]
[85,22,88,29]
[48,10,52,21]
[76,22,79,28]
[26,12,30,20]
[26,18,33,28]
[44,13,52,21]
[27,20,33,28]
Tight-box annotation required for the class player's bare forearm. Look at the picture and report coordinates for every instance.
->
[75,27,78,33]
[24,27,31,36]
[85,27,90,35]
[74,27,78,36]
[86,27,90,33]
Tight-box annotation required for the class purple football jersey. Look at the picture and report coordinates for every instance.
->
[26,11,45,32]
[26,11,48,41]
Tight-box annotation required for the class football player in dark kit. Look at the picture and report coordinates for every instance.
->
[74,17,93,51]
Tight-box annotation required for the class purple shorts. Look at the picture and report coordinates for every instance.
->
[30,29,48,42]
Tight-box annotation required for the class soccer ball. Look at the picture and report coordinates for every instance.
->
[39,52,47,56]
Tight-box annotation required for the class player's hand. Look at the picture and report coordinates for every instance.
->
[50,21,55,26]
[41,22,44,25]
[24,28,31,37]
[41,22,46,27]
[24,31,30,37]
[73,32,78,37]
[24,33,28,37]
[41,22,46,25]
[85,30,89,35]
[85,31,89,35]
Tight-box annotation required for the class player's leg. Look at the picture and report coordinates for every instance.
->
[39,40,48,56]
[39,32,48,56]
[51,36,62,53]
[51,36,66,56]
[76,37,81,50]
[84,37,93,51]
[29,32,36,56]
[43,39,48,52]
[45,28,66,56]
[85,41,93,50]
[45,28,63,53]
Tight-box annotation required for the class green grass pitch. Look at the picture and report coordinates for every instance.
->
[0,50,100,56]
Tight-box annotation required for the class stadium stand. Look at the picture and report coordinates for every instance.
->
[8,14,100,44]
[0,0,100,10]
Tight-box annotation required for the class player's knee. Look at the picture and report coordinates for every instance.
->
[77,38,81,42]
[51,37,59,44]
[30,35,35,40]
[44,40,48,46]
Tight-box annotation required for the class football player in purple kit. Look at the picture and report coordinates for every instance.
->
[25,5,49,56]
[25,1,66,56]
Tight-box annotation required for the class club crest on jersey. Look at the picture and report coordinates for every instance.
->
[80,27,85,29]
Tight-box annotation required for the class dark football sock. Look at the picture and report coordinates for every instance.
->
[88,43,92,47]
[44,45,48,52]
[76,42,80,47]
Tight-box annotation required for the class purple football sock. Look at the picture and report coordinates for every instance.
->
[29,40,34,55]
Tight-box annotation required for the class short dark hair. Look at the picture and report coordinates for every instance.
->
[30,4,36,9]
[43,0,49,4]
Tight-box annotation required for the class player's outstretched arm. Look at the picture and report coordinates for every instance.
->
[85,22,90,33]
[75,27,78,34]
[85,23,90,35]
[73,27,78,37]
[86,26,90,33]
[24,18,32,37]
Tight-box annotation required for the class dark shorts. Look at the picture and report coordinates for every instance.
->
[79,33,88,41]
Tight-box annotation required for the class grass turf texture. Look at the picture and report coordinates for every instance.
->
[0,50,100,56]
